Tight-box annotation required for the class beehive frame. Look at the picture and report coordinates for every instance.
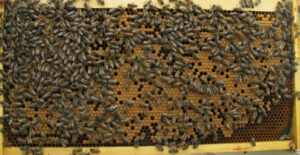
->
[0,0,299,154]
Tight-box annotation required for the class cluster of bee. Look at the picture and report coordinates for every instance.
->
[19,147,43,155]
[0,0,297,154]
[240,0,261,8]
[72,148,100,155]
[19,147,100,155]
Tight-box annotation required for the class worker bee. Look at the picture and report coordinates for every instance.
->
[134,115,141,124]
[73,148,83,154]
[133,136,139,148]
[90,148,100,153]
[127,3,137,8]
[168,147,178,153]
[155,144,164,151]
[155,96,162,106]
[250,136,256,146]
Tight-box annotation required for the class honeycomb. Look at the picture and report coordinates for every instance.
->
[1,1,294,148]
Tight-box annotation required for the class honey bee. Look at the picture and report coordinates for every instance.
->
[250,136,256,146]
[90,148,100,153]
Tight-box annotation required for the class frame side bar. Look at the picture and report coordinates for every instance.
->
[0,3,4,155]
[292,0,300,151]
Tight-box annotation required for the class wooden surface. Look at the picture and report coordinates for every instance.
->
[295,0,300,59]
[1,0,298,154]
[292,0,300,150]
[3,141,291,155]
[39,0,281,11]
[0,3,4,155]
[293,70,300,150]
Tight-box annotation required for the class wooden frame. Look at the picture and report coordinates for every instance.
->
[0,0,299,154]
[2,141,292,155]
[292,0,300,151]
[0,2,4,155]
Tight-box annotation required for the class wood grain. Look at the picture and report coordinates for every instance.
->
[292,0,300,150]
[38,0,281,11]
[0,3,4,155]
[3,141,291,155]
